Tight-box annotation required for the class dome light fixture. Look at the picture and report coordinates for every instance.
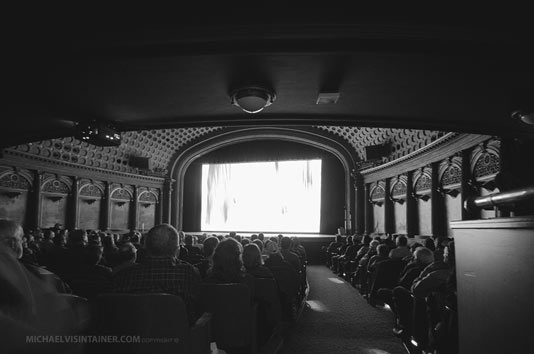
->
[230,86,276,114]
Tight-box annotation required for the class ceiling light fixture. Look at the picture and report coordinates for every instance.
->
[512,110,534,125]
[230,86,276,114]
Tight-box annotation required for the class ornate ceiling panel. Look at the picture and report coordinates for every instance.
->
[6,126,446,173]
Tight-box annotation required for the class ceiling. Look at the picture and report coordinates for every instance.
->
[4,8,534,148]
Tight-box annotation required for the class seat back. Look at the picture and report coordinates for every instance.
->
[268,266,300,320]
[198,283,256,352]
[93,293,190,354]
[254,278,282,344]
[369,258,406,298]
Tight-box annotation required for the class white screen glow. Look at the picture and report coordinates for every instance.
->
[201,159,322,233]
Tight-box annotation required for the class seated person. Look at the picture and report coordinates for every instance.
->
[112,242,137,276]
[204,237,255,298]
[290,236,307,263]
[280,236,301,272]
[0,219,85,353]
[66,244,113,300]
[113,224,201,324]
[389,235,412,259]
[367,243,391,272]
[243,243,274,279]
[195,236,219,278]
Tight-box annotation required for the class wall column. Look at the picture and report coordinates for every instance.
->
[354,172,365,235]
[102,181,111,231]
[69,176,80,230]
[163,178,173,224]
[431,162,444,236]
[406,171,416,237]
[130,185,139,231]
[364,183,374,235]
[384,178,394,235]
[461,149,478,220]
[31,170,43,229]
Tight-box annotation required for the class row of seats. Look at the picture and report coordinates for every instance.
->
[326,234,458,354]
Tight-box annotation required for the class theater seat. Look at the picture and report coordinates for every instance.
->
[368,258,406,305]
[254,278,283,345]
[92,293,212,354]
[268,266,300,321]
[198,283,258,354]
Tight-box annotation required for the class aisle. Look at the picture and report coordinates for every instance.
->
[278,265,406,354]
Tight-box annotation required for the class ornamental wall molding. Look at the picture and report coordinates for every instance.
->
[360,133,491,183]
[1,149,165,188]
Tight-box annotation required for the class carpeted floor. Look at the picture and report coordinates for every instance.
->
[278,265,407,354]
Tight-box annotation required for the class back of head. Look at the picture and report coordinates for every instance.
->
[280,236,292,250]
[377,244,389,257]
[258,233,264,241]
[396,235,408,247]
[118,242,137,262]
[211,237,243,279]
[203,236,219,257]
[252,239,264,252]
[243,243,263,269]
[145,224,179,257]
[335,234,343,243]
[68,229,88,247]
[370,240,380,250]
[264,240,280,256]
[362,235,372,246]
[414,247,434,265]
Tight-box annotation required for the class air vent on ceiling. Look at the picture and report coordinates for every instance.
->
[316,92,340,105]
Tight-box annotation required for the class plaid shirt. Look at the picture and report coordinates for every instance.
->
[113,256,200,322]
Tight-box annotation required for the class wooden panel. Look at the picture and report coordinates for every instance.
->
[393,202,406,234]
[78,198,101,231]
[138,203,156,232]
[40,195,68,228]
[373,204,385,234]
[451,217,534,354]
[416,198,432,236]
[110,201,130,230]
[0,191,28,225]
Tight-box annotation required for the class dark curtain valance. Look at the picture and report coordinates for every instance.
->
[194,140,327,164]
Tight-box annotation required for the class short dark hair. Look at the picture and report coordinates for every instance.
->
[396,235,408,247]
[280,236,292,250]
[377,244,389,257]
[145,224,179,257]
[203,236,219,257]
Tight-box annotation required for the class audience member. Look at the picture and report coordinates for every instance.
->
[243,243,274,279]
[112,242,137,276]
[280,236,301,272]
[389,235,411,259]
[113,224,201,324]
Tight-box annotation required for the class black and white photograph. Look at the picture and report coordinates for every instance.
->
[2,6,533,354]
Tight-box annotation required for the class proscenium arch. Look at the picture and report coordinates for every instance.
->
[168,127,358,232]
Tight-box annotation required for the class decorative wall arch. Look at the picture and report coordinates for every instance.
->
[471,138,501,191]
[168,127,357,231]
[390,175,408,204]
[438,156,462,197]
[413,167,432,201]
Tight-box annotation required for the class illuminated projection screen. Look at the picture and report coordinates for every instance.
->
[201,159,322,233]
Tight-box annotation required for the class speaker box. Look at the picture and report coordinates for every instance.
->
[364,144,388,160]
[130,156,152,170]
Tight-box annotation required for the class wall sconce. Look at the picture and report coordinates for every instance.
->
[84,199,97,205]
[230,86,276,113]
[411,192,431,201]
[2,191,22,199]
[115,201,126,207]
[141,203,152,208]
[47,195,64,202]
[369,198,384,206]
[437,187,460,198]
[389,195,405,204]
